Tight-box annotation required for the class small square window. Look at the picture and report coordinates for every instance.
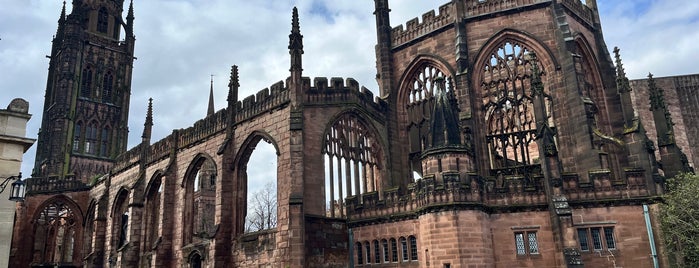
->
[577,226,616,252]
[515,231,539,255]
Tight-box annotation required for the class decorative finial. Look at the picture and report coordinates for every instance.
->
[614,47,632,93]
[227,65,239,103]
[142,98,153,142]
[289,7,304,72]
[208,75,215,116]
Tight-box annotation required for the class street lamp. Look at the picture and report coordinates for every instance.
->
[9,178,25,201]
[0,173,24,201]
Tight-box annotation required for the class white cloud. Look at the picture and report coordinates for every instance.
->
[1,0,697,182]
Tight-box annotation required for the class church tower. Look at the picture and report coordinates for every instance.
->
[34,0,135,181]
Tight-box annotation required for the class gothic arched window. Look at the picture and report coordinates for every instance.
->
[81,67,93,98]
[144,175,162,250]
[73,123,82,152]
[112,190,129,249]
[480,41,552,176]
[184,156,216,244]
[102,71,113,103]
[99,127,110,157]
[85,122,98,155]
[97,8,109,34]
[403,62,452,178]
[32,200,78,265]
[323,113,382,218]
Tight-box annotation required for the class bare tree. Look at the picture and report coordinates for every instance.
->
[245,181,277,232]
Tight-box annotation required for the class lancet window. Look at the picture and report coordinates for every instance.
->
[480,41,552,176]
[185,156,217,244]
[144,175,162,250]
[97,8,109,34]
[323,113,382,218]
[112,190,129,249]
[103,71,113,103]
[81,67,93,98]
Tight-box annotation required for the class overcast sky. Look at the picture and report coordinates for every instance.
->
[1,0,698,192]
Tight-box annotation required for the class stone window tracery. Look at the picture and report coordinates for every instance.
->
[73,123,81,152]
[32,200,78,264]
[408,64,449,103]
[404,62,452,178]
[103,71,113,103]
[323,113,382,218]
[81,67,93,98]
[480,41,552,175]
[97,8,109,34]
[85,122,98,155]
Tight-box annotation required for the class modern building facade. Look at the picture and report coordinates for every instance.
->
[10,0,693,267]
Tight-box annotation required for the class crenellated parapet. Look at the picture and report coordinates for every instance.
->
[561,168,656,203]
[25,174,90,195]
[347,167,659,223]
[234,81,290,123]
[113,143,144,172]
[391,3,453,48]
[178,108,228,148]
[145,132,178,164]
[303,77,387,114]
[461,0,549,19]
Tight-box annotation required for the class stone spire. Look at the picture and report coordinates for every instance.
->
[427,77,461,149]
[208,75,215,116]
[126,0,135,40]
[56,1,66,38]
[141,98,153,144]
[289,7,303,73]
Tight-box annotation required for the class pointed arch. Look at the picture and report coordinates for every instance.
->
[85,120,100,155]
[102,70,114,103]
[573,34,608,126]
[73,121,83,152]
[397,55,457,178]
[83,199,97,255]
[233,131,281,234]
[322,110,385,217]
[472,29,557,177]
[143,171,164,251]
[182,153,218,244]
[111,188,130,249]
[30,195,84,265]
[397,54,457,105]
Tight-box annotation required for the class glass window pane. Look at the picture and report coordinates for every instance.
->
[410,236,418,260]
[515,233,526,255]
[577,229,589,251]
[391,239,398,262]
[591,228,602,250]
[374,240,380,263]
[357,242,363,264]
[365,242,371,264]
[401,237,408,261]
[604,227,616,249]
[528,232,539,254]
[382,239,389,263]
